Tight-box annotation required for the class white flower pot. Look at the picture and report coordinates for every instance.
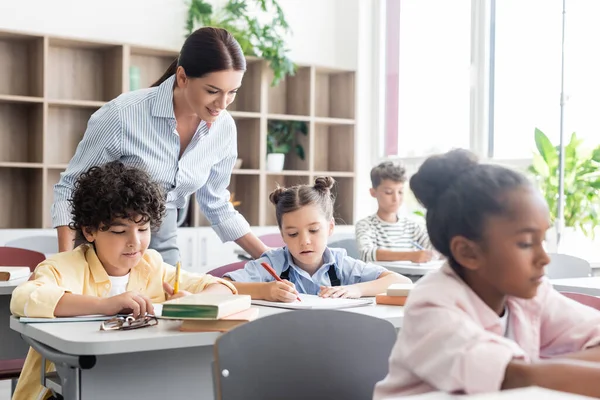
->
[267,153,285,172]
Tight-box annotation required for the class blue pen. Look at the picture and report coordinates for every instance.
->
[411,241,425,250]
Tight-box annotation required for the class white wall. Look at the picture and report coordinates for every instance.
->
[0,0,358,69]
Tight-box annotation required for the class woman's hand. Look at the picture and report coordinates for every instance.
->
[319,285,362,299]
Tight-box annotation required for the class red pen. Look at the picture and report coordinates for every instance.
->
[260,262,302,302]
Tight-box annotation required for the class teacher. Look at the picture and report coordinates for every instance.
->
[52,27,268,265]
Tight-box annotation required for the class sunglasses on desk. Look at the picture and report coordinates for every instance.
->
[100,314,158,331]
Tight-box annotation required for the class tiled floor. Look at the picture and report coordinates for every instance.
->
[0,380,11,399]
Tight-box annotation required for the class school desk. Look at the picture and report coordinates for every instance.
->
[551,277,600,296]
[397,386,595,399]
[0,277,31,361]
[10,302,404,399]
[375,260,444,277]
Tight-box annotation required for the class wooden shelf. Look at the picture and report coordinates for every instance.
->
[0,102,43,163]
[264,174,310,226]
[46,105,96,164]
[0,34,44,98]
[0,167,43,228]
[313,124,354,173]
[0,30,357,228]
[315,68,355,119]
[48,39,124,102]
[267,66,311,116]
[129,46,178,91]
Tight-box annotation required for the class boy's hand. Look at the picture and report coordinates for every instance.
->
[265,280,299,303]
[319,285,362,299]
[410,250,434,263]
[101,291,154,318]
[163,282,192,301]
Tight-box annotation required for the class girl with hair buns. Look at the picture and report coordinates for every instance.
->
[374,149,600,399]
[224,177,409,302]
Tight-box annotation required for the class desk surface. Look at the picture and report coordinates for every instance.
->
[375,260,444,276]
[551,277,600,296]
[10,302,404,356]
[398,386,595,399]
[0,276,29,295]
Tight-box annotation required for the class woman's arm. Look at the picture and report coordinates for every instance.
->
[57,226,77,253]
[235,232,269,259]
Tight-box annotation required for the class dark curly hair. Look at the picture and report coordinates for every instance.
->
[68,161,166,242]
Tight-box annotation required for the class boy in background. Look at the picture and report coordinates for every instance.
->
[355,161,434,263]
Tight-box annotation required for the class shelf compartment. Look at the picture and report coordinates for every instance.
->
[264,174,310,226]
[129,46,178,91]
[0,102,43,163]
[0,33,44,97]
[330,176,354,225]
[313,124,354,172]
[233,116,261,170]
[267,119,310,172]
[48,39,124,102]
[315,68,355,119]
[228,59,262,113]
[46,105,98,165]
[229,174,260,226]
[0,167,43,228]
[267,66,310,116]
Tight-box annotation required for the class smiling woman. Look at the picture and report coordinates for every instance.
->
[51,27,269,265]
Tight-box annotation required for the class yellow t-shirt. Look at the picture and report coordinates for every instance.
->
[10,244,235,400]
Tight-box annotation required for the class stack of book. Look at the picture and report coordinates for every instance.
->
[375,283,414,306]
[159,294,259,332]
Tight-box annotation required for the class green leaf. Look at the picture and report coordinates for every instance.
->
[295,144,305,160]
[534,128,558,169]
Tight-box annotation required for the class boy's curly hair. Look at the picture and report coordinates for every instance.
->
[370,161,407,188]
[68,161,166,241]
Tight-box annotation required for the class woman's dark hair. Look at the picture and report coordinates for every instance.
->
[151,27,246,87]
[269,177,336,228]
[409,149,530,273]
[69,161,166,242]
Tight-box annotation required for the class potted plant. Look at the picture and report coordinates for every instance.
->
[266,120,308,172]
[185,0,295,86]
[528,128,600,249]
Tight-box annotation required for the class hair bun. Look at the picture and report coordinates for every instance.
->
[410,149,479,209]
[269,186,287,206]
[313,176,335,195]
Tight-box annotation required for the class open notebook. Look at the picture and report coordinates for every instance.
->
[251,294,373,310]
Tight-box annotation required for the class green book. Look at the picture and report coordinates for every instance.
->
[160,294,251,320]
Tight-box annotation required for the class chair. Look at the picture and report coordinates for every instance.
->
[561,291,600,311]
[328,233,360,259]
[0,247,46,393]
[545,253,591,279]
[213,309,397,400]
[6,235,58,257]
[258,233,285,248]
[207,261,246,278]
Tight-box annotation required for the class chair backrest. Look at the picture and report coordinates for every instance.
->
[213,310,397,400]
[328,238,359,259]
[5,235,58,257]
[258,233,285,248]
[207,261,246,278]
[561,291,600,311]
[0,247,46,271]
[545,253,591,279]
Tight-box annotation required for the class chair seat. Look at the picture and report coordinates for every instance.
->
[0,358,25,380]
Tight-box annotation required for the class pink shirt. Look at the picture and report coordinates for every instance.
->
[374,264,600,399]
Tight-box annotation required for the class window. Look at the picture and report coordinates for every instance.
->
[383,0,472,158]
[492,0,600,159]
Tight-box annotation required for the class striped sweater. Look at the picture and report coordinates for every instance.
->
[355,214,432,262]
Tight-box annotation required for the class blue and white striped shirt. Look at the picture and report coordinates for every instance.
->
[52,75,250,242]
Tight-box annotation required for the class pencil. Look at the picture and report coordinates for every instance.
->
[260,262,301,302]
[173,261,181,294]
[411,241,425,250]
